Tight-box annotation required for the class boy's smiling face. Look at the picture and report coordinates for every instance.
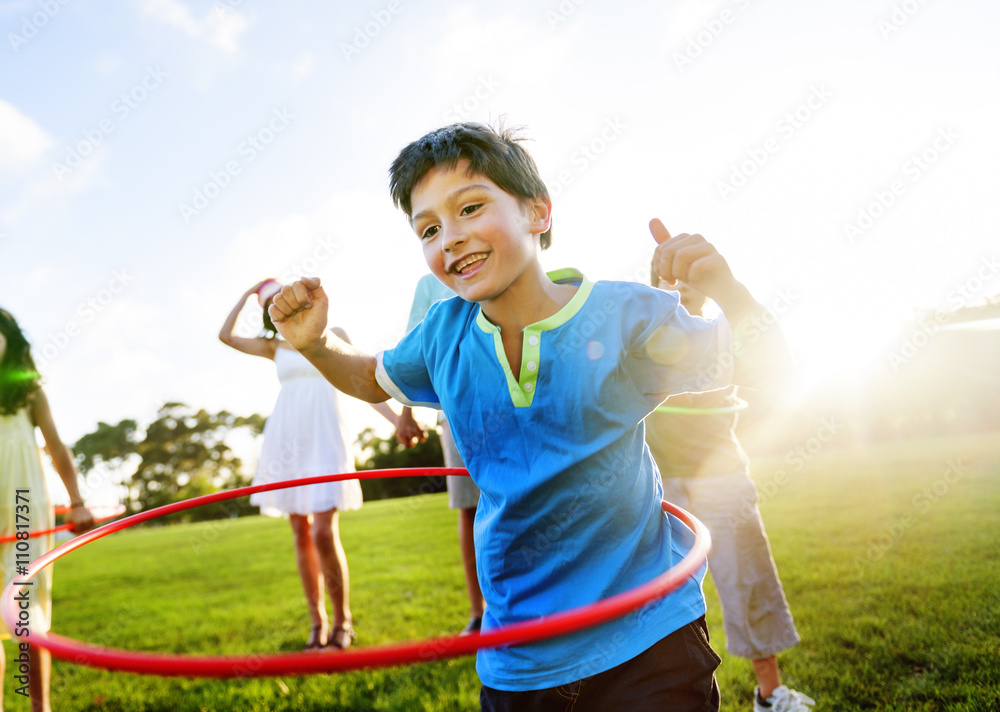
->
[409,159,550,304]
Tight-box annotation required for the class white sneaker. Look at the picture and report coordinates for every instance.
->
[754,685,816,712]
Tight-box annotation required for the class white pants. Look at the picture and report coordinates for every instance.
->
[662,473,800,660]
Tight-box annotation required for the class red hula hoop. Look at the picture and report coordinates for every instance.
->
[0,504,127,543]
[1,467,710,678]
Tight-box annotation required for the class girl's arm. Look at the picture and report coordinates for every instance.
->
[395,407,428,448]
[31,389,95,533]
[369,402,399,427]
[219,281,279,359]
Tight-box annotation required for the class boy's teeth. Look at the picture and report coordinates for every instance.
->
[457,254,485,273]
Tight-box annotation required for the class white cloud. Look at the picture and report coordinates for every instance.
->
[429,5,570,85]
[215,188,417,348]
[38,296,174,437]
[95,50,121,74]
[141,0,250,53]
[661,0,730,52]
[290,53,316,82]
[1,148,106,224]
[0,100,53,171]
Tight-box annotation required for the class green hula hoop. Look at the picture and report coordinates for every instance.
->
[654,398,749,415]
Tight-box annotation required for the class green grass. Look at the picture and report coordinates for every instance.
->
[3,432,998,711]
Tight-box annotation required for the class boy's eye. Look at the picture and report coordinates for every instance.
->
[460,203,482,216]
[421,225,439,240]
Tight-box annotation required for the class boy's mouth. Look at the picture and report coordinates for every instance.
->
[449,252,489,276]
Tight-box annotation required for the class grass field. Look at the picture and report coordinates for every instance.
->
[3,432,998,711]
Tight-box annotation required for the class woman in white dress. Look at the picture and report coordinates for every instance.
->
[220,280,399,651]
[1,307,94,712]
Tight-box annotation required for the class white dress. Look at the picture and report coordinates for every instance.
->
[0,408,54,637]
[250,345,363,516]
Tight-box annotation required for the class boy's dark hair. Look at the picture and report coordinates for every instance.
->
[389,122,552,250]
[0,308,42,415]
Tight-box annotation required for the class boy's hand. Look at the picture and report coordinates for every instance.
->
[268,277,330,353]
[651,218,793,388]
[650,219,740,305]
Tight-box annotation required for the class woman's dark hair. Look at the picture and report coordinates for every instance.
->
[261,300,278,339]
[0,308,41,415]
[389,121,553,250]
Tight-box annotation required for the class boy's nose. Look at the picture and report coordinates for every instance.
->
[442,222,467,252]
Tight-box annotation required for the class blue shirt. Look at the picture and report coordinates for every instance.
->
[376,276,733,690]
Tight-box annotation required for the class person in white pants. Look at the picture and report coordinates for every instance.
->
[645,275,816,712]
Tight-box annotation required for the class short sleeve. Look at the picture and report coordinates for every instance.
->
[626,285,734,408]
[376,318,441,408]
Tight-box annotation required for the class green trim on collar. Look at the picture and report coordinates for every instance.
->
[475,306,494,334]
[490,330,534,408]
[547,267,585,285]
[473,269,592,407]
[528,278,592,331]
[474,268,588,333]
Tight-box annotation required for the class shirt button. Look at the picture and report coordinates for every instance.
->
[526,361,537,372]
[524,382,534,392]
[528,335,539,346]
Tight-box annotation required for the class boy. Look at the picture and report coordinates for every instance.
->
[646,276,815,711]
[268,122,792,710]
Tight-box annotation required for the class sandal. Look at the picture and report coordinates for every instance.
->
[460,616,483,637]
[304,623,328,650]
[325,625,357,650]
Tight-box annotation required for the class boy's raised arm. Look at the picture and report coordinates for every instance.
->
[268,277,391,403]
[649,219,793,388]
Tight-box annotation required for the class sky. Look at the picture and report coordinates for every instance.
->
[2,0,999,501]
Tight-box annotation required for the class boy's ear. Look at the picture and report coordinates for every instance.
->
[528,197,552,235]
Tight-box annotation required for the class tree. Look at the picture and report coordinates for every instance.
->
[74,402,266,523]
[74,418,139,471]
[354,426,448,500]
